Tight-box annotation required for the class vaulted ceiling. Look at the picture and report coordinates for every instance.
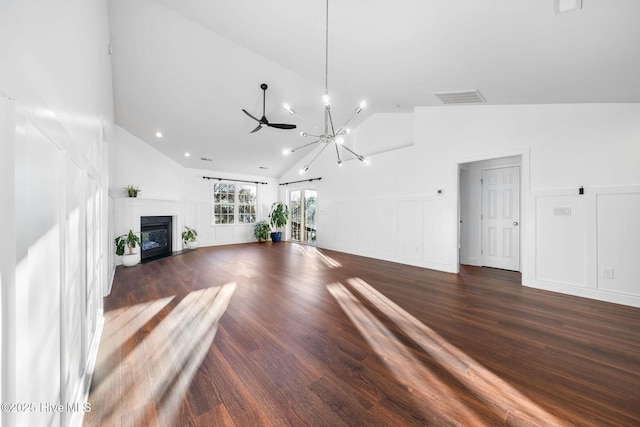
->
[108,0,640,177]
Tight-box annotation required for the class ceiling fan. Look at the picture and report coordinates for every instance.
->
[242,83,297,133]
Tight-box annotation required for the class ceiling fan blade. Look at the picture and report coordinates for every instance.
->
[267,123,297,130]
[250,124,263,133]
[242,109,260,123]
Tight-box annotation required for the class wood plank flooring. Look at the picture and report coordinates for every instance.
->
[85,242,640,426]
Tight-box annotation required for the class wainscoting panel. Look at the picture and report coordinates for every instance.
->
[534,194,587,287]
[356,200,377,255]
[375,201,398,257]
[597,192,640,296]
[397,200,423,261]
[528,186,640,308]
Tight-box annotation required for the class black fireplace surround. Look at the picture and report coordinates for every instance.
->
[140,216,172,262]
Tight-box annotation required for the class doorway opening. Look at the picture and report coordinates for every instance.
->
[289,189,317,244]
[459,155,522,272]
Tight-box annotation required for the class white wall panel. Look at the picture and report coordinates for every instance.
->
[397,200,423,260]
[15,119,62,427]
[423,198,451,266]
[62,158,84,424]
[375,201,398,257]
[535,195,587,286]
[356,201,377,254]
[597,192,640,296]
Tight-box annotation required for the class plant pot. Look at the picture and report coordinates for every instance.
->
[186,241,199,250]
[270,232,282,243]
[122,254,138,267]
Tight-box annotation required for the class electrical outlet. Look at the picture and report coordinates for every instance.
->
[602,268,614,279]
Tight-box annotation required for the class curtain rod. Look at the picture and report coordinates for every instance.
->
[279,177,322,186]
[202,176,268,185]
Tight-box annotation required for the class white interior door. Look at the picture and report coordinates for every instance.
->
[481,166,520,271]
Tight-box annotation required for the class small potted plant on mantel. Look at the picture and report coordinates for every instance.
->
[115,230,142,267]
[268,202,288,243]
[253,220,271,242]
[124,185,140,198]
[182,226,199,250]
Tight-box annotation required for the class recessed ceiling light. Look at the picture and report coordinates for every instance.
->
[155,131,163,138]
[554,0,582,14]
[184,152,190,157]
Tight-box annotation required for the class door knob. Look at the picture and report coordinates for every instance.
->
[513,221,519,226]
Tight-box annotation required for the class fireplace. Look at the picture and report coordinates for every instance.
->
[140,216,173,262]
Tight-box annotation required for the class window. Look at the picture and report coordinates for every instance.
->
[212,182,257,225]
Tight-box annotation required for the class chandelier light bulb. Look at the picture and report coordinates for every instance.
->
[299,165,309,175]
[337,159,343,167]
[336,136,344,145]
[322,94,330,106]
[345,128,351,134]
[359,100,368,109]
[283,103,294,114]
[282,148,292,156]
[300,131,308,138]
[363,157,370,165]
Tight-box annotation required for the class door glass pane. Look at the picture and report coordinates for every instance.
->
[290,190,301,241]
[304,190,317,243]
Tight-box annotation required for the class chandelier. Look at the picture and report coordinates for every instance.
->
[282,0,369,174]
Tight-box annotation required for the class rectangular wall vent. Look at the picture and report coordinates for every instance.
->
[432,89,486,105]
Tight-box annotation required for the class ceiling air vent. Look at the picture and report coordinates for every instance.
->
[432,89,486,105]
[200,157,213,162]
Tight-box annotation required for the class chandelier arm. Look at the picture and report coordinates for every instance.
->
[327,107,336,136]
[290,110,322,132]
[291,139,321,152]
[336,110,363,135]
[334,141,342,164]
[305,137,333,170]
[340,144,366,162]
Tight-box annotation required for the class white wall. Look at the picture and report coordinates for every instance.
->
[280,104,640,307]
[0,1,113,426]
[110,126,279,259]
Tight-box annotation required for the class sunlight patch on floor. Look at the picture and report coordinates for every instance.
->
[87,283,236,426]
[328,278,567,426]
[294,244,342,268]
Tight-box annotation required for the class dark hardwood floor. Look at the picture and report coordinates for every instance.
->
[85,243,640,426]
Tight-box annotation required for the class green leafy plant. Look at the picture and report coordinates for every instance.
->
[115,230,142,256]
[253,220,271,242]
[181,226,198,243]
[268,202,289,231]
[124,185,140,197]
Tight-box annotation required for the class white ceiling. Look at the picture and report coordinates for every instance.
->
[108,0,640,177]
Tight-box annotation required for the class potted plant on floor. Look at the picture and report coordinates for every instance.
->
[182,225,199,250]
[115,229,142,267]
[268,202,288,243]
[254,220,271,242]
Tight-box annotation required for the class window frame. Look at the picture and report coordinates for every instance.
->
[211,181,258,225]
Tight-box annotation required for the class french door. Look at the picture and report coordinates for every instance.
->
[289,189,317,244]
